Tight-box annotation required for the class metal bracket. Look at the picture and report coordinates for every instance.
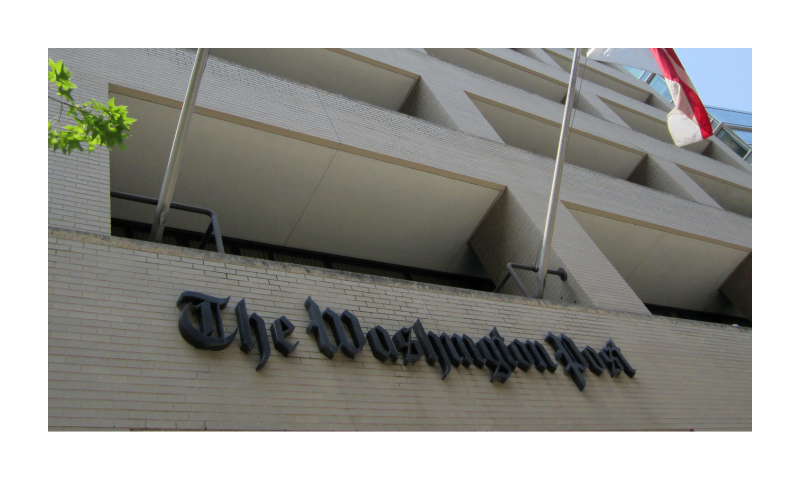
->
[110,191,224,254]
[492,263,567,298]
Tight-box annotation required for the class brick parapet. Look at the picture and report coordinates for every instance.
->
[48,229,752,431]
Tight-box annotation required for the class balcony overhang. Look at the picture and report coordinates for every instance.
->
[426,48,568,103]
[680,167,752,218]
[468,95,646,180]
[567,204,750,317]
[210,48,419,111]
[109,93,503,274]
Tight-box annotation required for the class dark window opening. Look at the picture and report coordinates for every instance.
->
[645,303,751,328]
[716,128,750,158]
[111,218,496,293]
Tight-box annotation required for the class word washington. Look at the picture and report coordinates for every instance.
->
[176,291,635,391]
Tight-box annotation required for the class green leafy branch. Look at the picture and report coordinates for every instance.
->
[48,59,136,155]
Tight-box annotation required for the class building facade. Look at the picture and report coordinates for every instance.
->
[48,48,752,431]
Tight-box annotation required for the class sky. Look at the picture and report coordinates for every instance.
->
[674,48,752,112]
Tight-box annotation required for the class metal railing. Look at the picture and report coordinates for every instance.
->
[493,263,568,298]
[110,191,224,254]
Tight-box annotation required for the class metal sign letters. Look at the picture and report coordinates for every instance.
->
[177,292,635,391]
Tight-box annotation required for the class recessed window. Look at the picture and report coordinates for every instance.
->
[648,75,672,102]
[624,65,647,80]
[706,107,752,128]
[717,129,750,158]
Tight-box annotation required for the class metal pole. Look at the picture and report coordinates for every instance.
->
[149,48,210,243]
[532,48,582,299]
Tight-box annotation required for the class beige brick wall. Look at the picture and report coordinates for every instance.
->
[49,230,751,431]
[48,65,111,235]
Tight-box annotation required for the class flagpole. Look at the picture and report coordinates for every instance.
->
[532,48,582,299]
[149,48,210,243]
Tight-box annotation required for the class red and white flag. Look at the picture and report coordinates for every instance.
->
[586,48,713,147]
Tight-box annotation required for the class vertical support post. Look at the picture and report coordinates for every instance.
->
[532,48,582,299]
[149,48,211,243]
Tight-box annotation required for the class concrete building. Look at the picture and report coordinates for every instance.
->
[48,48,752,431]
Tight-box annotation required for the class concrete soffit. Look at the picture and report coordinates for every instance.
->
[107,86,508,275]
[678,164,753,192]
[108,84,504,192]
[328,48,421,81]
[463,91,645,155]
[562,200,751,253]
[467,48,570,87]
[565,204,751,317]
[210,48,420,112]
